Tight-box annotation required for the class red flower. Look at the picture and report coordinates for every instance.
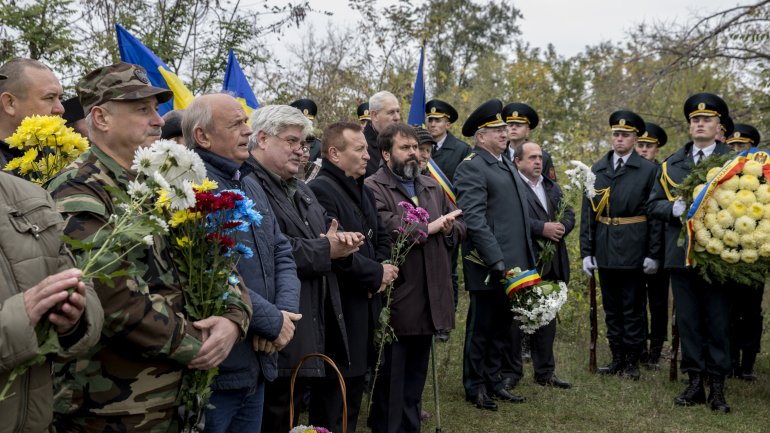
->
[223,220,243,230]
[207,232,235,248]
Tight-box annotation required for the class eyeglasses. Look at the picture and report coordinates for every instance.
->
[274,134,309,153]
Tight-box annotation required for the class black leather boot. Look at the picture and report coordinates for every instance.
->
[622,352,641,380]
[646,343,662,369]
[597,347,625,375]
[674,372,706,406]
[708,376,730,413]
[740,351,758,381]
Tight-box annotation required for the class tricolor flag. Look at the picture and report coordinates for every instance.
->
[115,23,194,115]
[504,269,542,297]
[223,49,260,117]
[406,42,426,127]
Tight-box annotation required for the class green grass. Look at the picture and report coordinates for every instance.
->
[357,286,770,433]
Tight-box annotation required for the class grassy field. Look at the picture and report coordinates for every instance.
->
[357,284,770,433]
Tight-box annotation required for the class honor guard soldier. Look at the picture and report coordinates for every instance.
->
[502,102,557,182]
[717,115,734,143]
[455,99,534,410]
[290,98,322,162]
[357,102,371,127]
[725,123,764,381]
[648,93,733,412]
[580,110,661,381]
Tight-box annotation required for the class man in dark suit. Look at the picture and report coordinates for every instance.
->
[308,121,399,432]
[648,93,733,412]
[364,91,402,177]
[455,99,535,410]
[501,102,557,182]
[580,110,661,381]
[507,141,574,389]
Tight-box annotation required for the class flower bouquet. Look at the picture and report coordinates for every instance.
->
[289,426,332,433]
[503,268,568,334]
[3,115,89,184]
[677,148,770,285]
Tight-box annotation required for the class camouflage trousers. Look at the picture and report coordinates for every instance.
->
[53,407,179,433]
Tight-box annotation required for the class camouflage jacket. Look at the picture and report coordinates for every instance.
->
[47,145,251,417]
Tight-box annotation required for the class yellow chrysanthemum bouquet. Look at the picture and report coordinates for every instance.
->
[678,149,770,284]
[3,115,89,184]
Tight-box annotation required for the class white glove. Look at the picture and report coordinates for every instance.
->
[582,256,597,276]
[643,257,659,275]
[672,198,686,217]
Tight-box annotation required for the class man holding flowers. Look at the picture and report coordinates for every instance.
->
[48,64,251,432]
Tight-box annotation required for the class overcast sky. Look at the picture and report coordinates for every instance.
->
[262,0,735,58]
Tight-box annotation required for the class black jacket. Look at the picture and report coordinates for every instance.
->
[364,122,382,178]
[432,132,471,182]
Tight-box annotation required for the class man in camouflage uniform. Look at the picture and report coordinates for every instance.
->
[48,63,251,433]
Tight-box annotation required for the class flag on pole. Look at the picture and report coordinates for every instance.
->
[115,23,194,115]
[222,49,260,117]
[406,43,426,126]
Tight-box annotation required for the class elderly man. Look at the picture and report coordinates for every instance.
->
[48,63,250,432]
[455,99,534,410]
[0,58,65,167]
[0,68,103,433]
[182,94,301,433]
[244,104,363,433]
[309,122,398,433]
[364,91,402,177]
[366,123,465,433]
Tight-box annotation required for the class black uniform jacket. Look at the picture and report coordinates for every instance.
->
[432,132,471,182]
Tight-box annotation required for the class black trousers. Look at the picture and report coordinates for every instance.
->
[463,290,512,396]
[730,282,764,355]
[261,377,304,433]
[309,374,367,433]
[642,269,670,346]
[670,268,732,375]
[502,318,557,383]
[370,335,432,433]
[597,268,646,354]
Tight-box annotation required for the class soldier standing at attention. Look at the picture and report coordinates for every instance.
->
[501,102,557,182]
[580,110,661,381]
[290,98,322,163]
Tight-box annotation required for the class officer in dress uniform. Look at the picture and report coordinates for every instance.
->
[580,110,661,381]
[290,98,322,162]
[634,122,670,368]
[357,102,371,127]
[455,99,534,411]
[501,102,557,182]
[648,93,733,413]
[725,124,765,381]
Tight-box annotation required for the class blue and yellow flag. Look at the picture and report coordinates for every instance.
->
[406,43,426,127]
[504,269,542,297]
[427,159,456,205]
[223,49,260,117]
[115,23,194,115]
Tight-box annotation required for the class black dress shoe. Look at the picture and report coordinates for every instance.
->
[492,388,526,403]
[536,375,572,389]
[467,392,497,411]
[501,376,518,391]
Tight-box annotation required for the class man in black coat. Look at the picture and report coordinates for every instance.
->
[580,110,661,381]
[308,121,398,433]
[455,99,535,411]
[502,102,557,182]
[364,91,402,177]
[425,99,471,183]
[246,105,365,433]
[506,141,574,389]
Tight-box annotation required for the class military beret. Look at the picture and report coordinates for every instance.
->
[413,126,436,147]
[357,102,370,120]
[462,99,506,137]
[721,115,734,137]
[502,102,539,130]
[77,62,173,114]
[290,98,317,120]
[425,99,458,123]
[609,110,645,135]
[683,92,729,121]
[726,123,760,146]
[638,122,668,147]
[62,96,85,125]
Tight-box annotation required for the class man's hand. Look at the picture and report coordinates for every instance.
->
[542,222,566,242]
[322,219,364,259]
[381,264,399,286]
[23,268,86,333]
[273,311,302,350]
[188,316,240,370]
[428,209,463,236]
[672,198,686,218]
[252,336,276,354]
[488,260,506,283]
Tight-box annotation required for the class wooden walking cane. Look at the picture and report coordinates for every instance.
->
[589,273,598,373]
[669,301,679,381]
[431,339,442,433]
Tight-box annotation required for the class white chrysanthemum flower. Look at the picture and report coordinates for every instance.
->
[741,233,758,249]
[735,215,757,234]
[706,238,724,255]
[716,209,734,228]
[694,243,706,252]
[565,160,596,199]
[693,183,707,200]
[722,229,740,247]
[727,201,747,218]
[743,160,763,177]
[126,180,151,198]
[747,202,765,220]
[758,219,770,234]
[720,248,741,264]
[754,231,769,245]
[735,189,757,206]
[756,184,770,204]
[142,235,154,246]
[131,146,157,175]
[711,225,725,240]
[714,189,736,209]
[692,219,706,233]
[705,198,720,214]
[707,166,723,180]
[739,175,760,191]
[741,248,759,264]
[694,228,711,246]
[703,212,718,229]
[167,180,197,210]
[149,215,169,232]
[759,243,770,257]
[721,175,740,192]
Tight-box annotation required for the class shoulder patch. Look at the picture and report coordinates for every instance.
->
[463,153,476,161]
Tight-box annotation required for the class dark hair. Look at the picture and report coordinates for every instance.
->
[377,123,418,154]
[321,121,362,157]
[513,140,537,161]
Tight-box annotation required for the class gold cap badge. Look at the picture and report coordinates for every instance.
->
[619,119,626,126]
[698,102,705,110]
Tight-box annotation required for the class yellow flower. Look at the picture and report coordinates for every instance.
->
[707,166,722,180]
[694,228,711,246]
[705,198,720,213]
[734,215,757,234]
[755,231,769,245]
[756,184,770,204]
[156,189,171,211]
[703,212,718,229]
[714,189,736,209]
[722,229,740,247]
[721,175,740,192]
[759,243,770,258]
[169,209,202,228]
[193,178,218,192]
[17,148,39,175]
[741,233,757,249]
[176,236,192,247]
[706,238,724,255]
[711,225,725,239]
[748,203,765,220]
[743,160,763,177]
[740,248,759,264]
[735,190,756,206]
[727,201,746,218]
[692,219,706,234]
[716,209,734,228]
[693,183,706,200]
[738,174,760,191]
[720,248,740,264]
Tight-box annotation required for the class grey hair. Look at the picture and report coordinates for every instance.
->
[248,104,313,151]
[182,95,216,149]
[0,58,53,97]
[84,100,118,133]
[369,91,397,112]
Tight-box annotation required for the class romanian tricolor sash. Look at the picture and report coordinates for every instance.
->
[685,148,770,266]
[504,268,542,297]
[427,159,456,205]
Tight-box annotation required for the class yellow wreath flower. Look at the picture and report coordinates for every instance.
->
[716,209,734,228]
[743,160,763,177]
[738,174,760,191]
[714,189,736,209]
[740,248,759,264]
[735,189,757,206]
[720,248,740,264]
[759,243,770,258]
[706,238,725,255]
[721,175,740,192]
[722,229,740,247]
[756,184,770,204]
[734,215,757,234]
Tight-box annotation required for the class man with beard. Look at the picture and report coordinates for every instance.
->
[364,92,402,177]
[455,99,533,410]
[502,102,556,182]
[365,123,464,433]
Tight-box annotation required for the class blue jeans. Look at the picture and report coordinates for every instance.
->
[203,378,265,433]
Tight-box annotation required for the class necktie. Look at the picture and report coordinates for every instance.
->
[616,158,624,172]
[695,150,704,164]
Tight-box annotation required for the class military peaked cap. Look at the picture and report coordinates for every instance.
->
[357,102,371,120]
[502,102,539,129]
[425,99,459,123]
[638,122,667,147]
[721,115,735,137]
[683,92,729,121]
[290,98,317,120]
[462,99,506,137]
[609,110,645,135]
[727,124,760,146]
[77,62,173,113]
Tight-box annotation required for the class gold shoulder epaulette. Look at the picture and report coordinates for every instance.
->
[464,153,476,161]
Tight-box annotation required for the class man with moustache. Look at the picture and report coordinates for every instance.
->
[455,99,533,410]
[502,102,556,182]
[309,122,398,433]
[365,123,464,433]
[365,91,402,177]
[648,93,733,412]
